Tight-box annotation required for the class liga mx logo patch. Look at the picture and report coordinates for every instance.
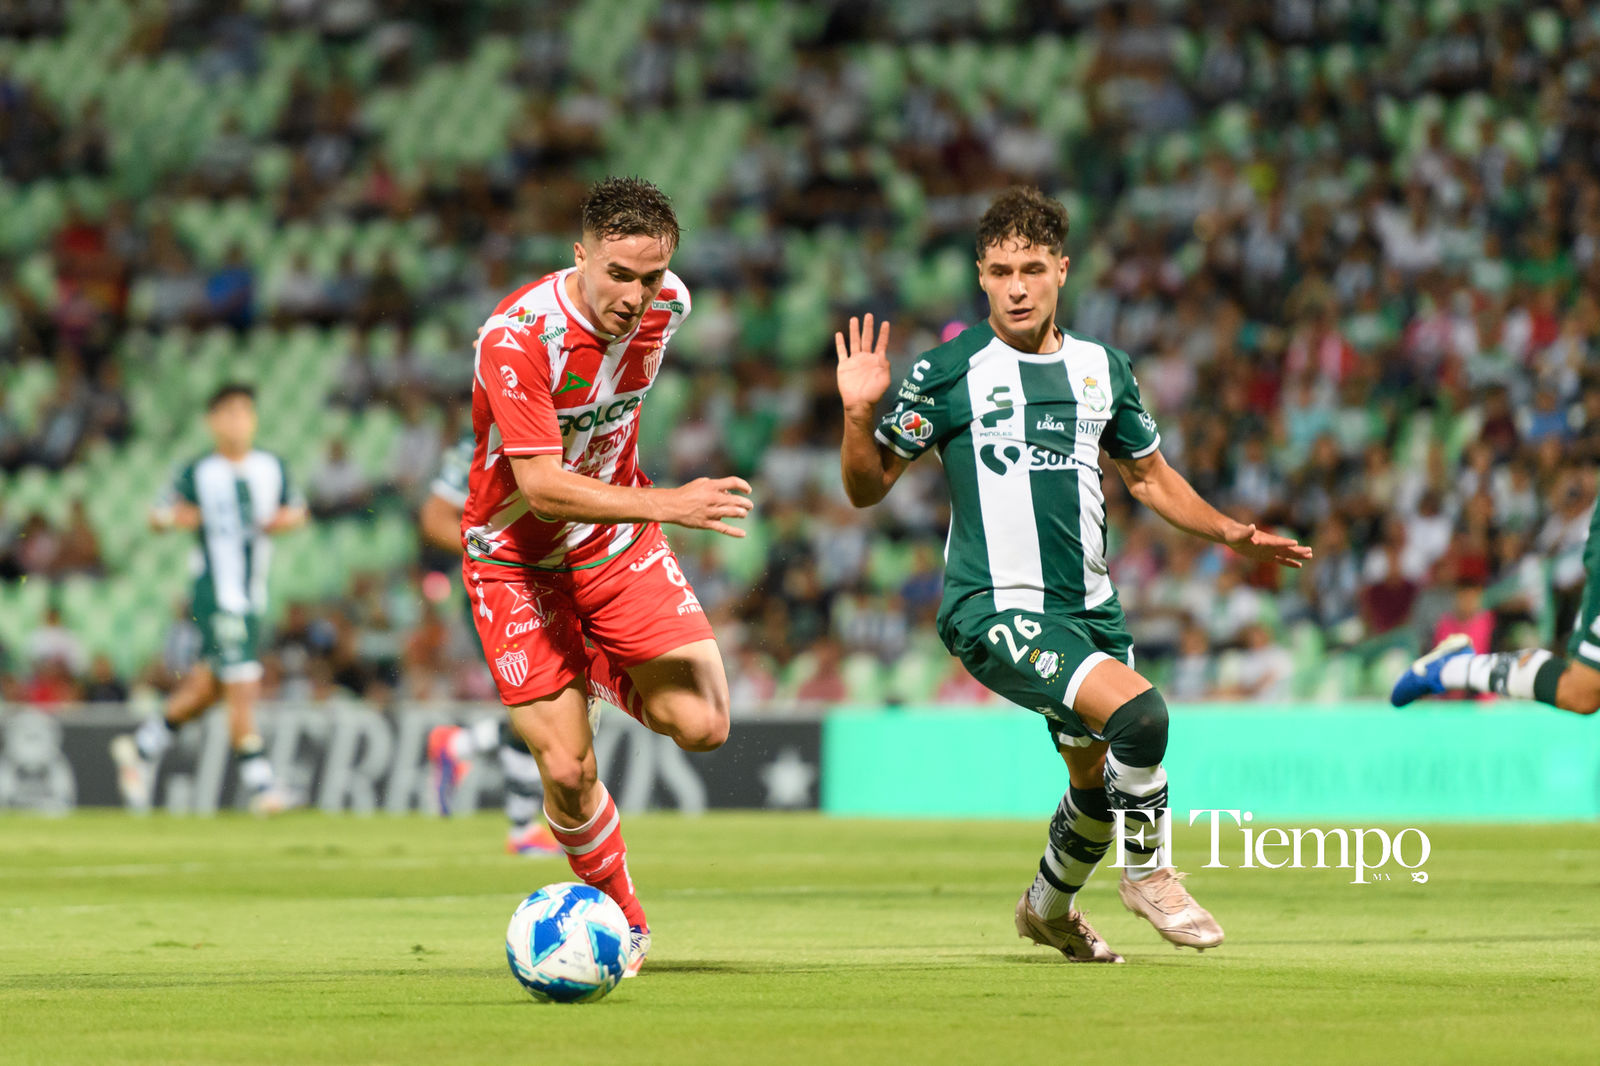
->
[897,408,932,441]
[495,648,530,687]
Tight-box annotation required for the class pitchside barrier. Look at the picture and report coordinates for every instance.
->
[0,703,1596,820]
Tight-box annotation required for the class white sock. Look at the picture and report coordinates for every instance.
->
[1452,650,1553,697]
[1028,871,1075,919]
[134,716,175,761]
[236,749,275,793]
[1106,754,1170,880]
[1500,650,1553,699]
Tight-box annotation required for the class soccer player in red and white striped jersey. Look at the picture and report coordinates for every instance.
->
[459,178,750,977]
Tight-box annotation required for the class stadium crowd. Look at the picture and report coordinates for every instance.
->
[1,0,1598,709]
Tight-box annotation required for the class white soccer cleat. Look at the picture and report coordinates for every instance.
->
[623,926,650,978]
[109,735,152,814]
[1118,868,1224,951]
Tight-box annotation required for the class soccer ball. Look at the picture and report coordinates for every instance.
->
[504,882,630,1003]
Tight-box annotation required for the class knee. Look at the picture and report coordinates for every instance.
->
[1101,687,1169,766]
[540,752,596,797]
[673,704,729,752]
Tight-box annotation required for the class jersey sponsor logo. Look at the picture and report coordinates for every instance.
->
[979,385,1015,430]
[651,298,685,314]
[1139,411,1158,433]
[557,370,591,395]
[910,359,931,382]
[556,394,643,435]
[495,648,530,687]
[979,442,1077,475]
[572,429,627,474]
[1037,413,1067,432]
[500,365,520,389]
[896,409,933,441]
[897,383,931,405]
[1080,376,1108,413]
[538,324,567,345]
[1077,419,1105,441]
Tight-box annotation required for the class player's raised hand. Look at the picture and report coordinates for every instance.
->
[835,313,892,417]
[660,476,754,538]
[1225,524,1314,569]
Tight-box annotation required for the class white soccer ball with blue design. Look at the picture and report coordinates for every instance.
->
[505,882,630,1003]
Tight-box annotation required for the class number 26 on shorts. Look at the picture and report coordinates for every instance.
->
[987,615,1042,663]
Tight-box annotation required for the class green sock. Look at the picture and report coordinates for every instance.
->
[1533,658,1567,707]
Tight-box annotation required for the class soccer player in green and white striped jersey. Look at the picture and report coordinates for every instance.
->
[837,187,1311,962]
[112,383,306,814]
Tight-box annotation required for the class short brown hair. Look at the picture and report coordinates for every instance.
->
[580,176,680,250]
[974,186,1069,259]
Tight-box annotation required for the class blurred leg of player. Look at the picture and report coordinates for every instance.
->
[112,659,284,814]
[426,717,561,854]
[1392,636,1600,716]
[1396,490,1599,714]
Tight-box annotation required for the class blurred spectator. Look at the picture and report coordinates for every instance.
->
[27,607,86,676]
[54,499,103,576]
[1216,624,1294,701]
[205,245,255,331]
[83,654,129,703]
[1167,624,1215,703]
[308,439,374,518]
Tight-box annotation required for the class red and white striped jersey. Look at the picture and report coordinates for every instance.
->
[461,267,689,570]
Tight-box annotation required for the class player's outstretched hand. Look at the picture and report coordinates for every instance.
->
[1225,524,1314,569]
[835,313,892,417]
[661,477,753,538]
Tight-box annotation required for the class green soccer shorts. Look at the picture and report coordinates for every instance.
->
[193,586,264,683]
[941,594,1136,749]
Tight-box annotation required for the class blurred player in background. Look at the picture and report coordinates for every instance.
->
[836,187,1310,962]
[112,384,306,814]
[419,430,560,855]
[1393,469,1600,716]
[460,177,751,976]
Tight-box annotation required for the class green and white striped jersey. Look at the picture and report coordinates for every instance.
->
[166,450,299,616]
[875,322,1160,625]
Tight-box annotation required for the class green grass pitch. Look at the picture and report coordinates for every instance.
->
[2,812,1597,1065]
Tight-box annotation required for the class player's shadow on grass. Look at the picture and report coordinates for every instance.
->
[643,960,786,975]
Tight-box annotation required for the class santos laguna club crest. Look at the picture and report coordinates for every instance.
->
[495,648,530,687]
[1080,376,1108,413]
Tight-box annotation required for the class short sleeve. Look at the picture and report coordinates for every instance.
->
[480,324,562,456]
[874,355,953,461]
[429,433,473,509]
[1106,350,1161,460]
